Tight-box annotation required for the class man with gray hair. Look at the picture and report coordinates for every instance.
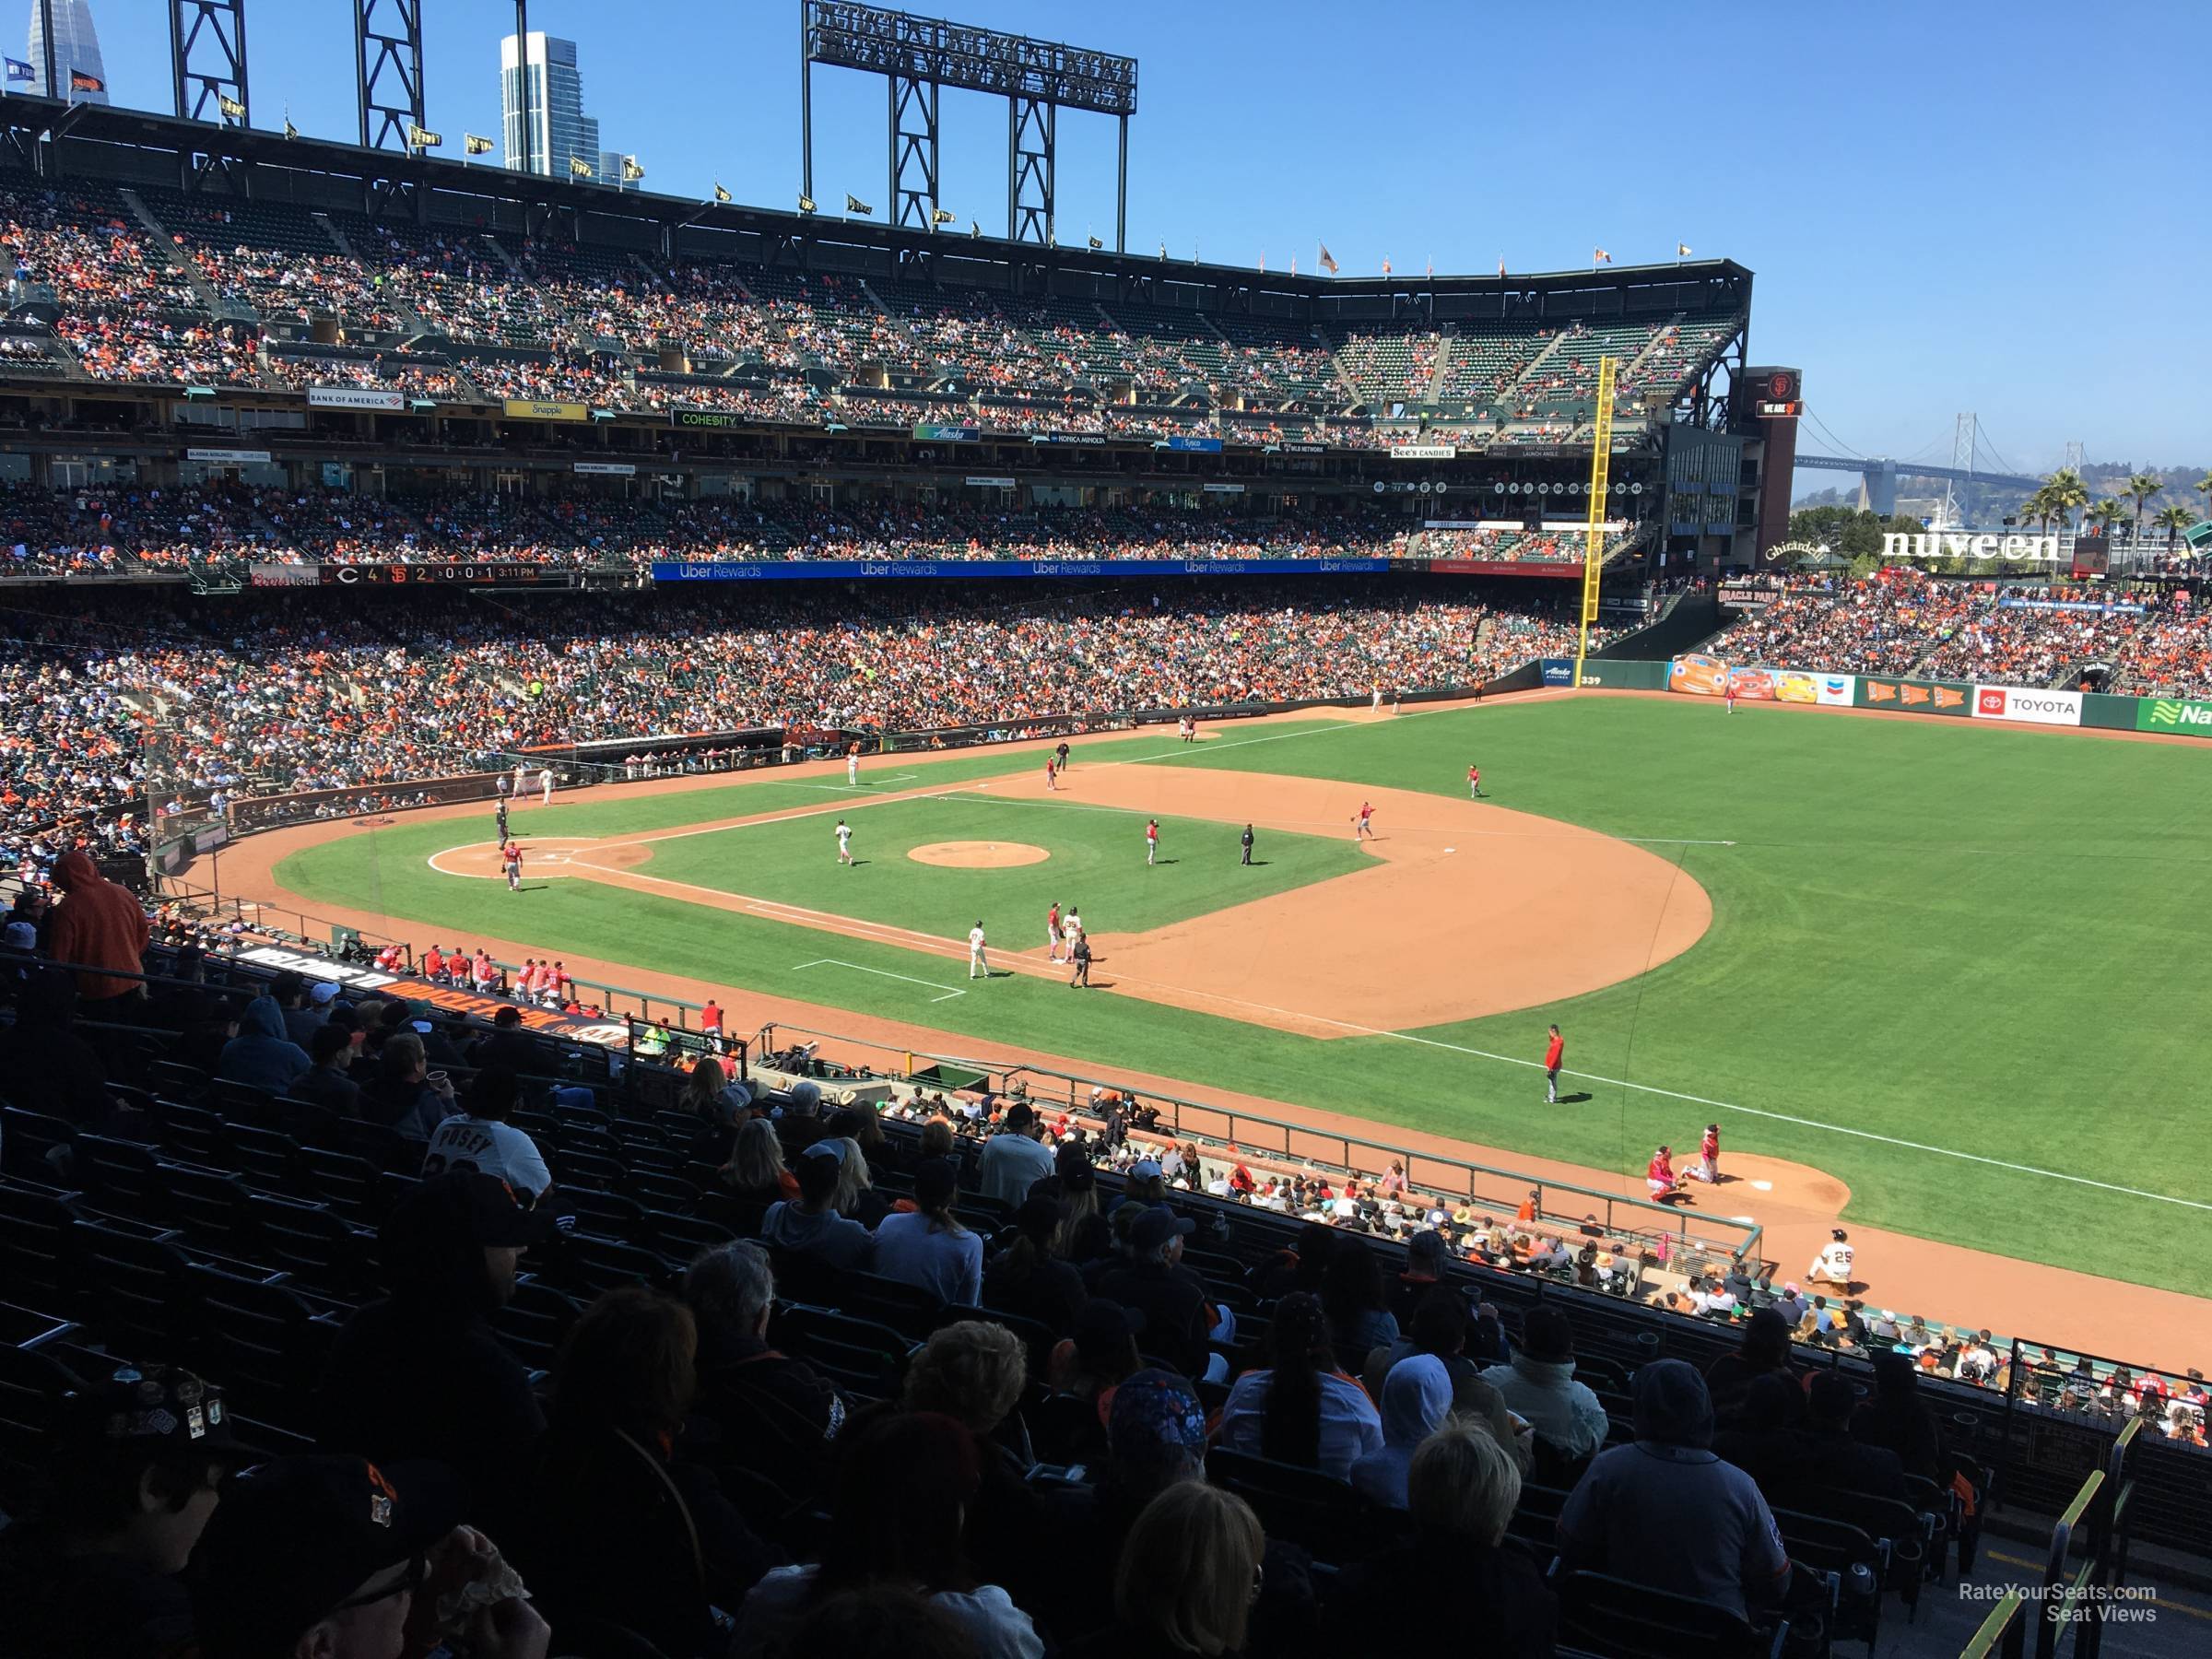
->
[685,1241,846,1500]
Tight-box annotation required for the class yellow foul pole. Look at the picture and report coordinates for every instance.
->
[1572,356,1618,687]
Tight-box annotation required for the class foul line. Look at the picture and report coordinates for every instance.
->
[794,957,965,1002]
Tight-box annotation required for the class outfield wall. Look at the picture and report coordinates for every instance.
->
[1537,655,2212,736]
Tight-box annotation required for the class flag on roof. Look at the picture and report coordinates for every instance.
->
[1381,257,1392,276]
[931,206,955,225]
[1677,242,1692,256]
[283,118,300,141]
[217,93,245,121]
[1594,247,1612,264]
[621,156,644,182]
[845,193,872,215]
[3,57,32,84]
[1317,242,1339,275]
[568,155,594,177]
[1087,234,1102,250]
[465,134,495,156]
[70,68,103,93]
[408,124,442,150]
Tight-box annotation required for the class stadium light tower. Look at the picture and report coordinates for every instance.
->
[355,0,426,153]
[800,2,1138,248]
[170,0,250,127]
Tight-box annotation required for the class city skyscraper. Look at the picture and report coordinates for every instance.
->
[25,0,110,104]
[500,31,600,183]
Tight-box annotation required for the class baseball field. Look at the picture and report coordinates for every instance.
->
[250,691,2212,1335]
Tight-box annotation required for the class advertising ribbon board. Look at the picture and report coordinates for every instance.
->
[1390,444,1458,460]
[1813,674,1856,706]
[307,386,406,411]
[1854,677,1973,715]
[673,408,745,429]
[912,422,981,441]
[1971,686,2082,727]
[503,399,589,422]
[2136,698,2212,735]
[1430,559,1583,578]
[653,558,1394,582]
[237,946,629,1050]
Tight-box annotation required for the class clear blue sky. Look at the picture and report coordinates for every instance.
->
[58,0,2212,472]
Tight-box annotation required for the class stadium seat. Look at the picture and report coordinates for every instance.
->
[1554,1569,1787,1659]
[1204,1445,1409,1563]
[157,1162,265,1257]
[491,1278,586,1373]
[244,1194,379,1301]
[182,1263,339,1435]
[0,1178,83,1313]
[1,1107,78,1184]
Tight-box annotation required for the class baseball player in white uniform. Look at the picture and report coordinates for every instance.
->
[537,767,554,806]
[847,747,859,786]
[1807,1229,1855,1288]
[1063,907,1082,956]
[836,819,853,865]
[968,921,989,979]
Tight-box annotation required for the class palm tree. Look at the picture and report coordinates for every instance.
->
[2088,498,2128,538]
[2043,467,2091,531]
[2155,502,2194,549]
[2124,473,2163,543]
[2018,484,2053,535]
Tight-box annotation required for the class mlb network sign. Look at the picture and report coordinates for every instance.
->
[2136,698,2212,734]
[1882,532,2062,561]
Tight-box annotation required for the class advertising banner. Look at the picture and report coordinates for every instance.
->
[1855,676,1973,715]
[1996,598,2144,617]
[653,558,1394,582]
[1390,444,1458,460]
[249,562,319,587]
[1971,686,2082,726]
[1667,654,1731,697]
[1813,673,1856,706]
[1429,559,1582,578]
[1160,435,1223,453]
[1202,482,1245,493]
[185,446,272,464]
[912,422,981,441]
[1540,659,1575,686]
[503,399,588,421]
[1768,670,1821,704]
[308,386,406,411]
[1719,581,1784,607]
[573,461,636,476]
[672,408,745,429]
[962,476,1017,488]
[2136,697,2212,735]
[1035,430,1108,446]
[1274,441,1327,454]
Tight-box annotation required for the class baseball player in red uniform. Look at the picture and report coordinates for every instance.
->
[1647,1145,1679,1200]
[1045,757,1059,791]
[501,841,524,891]
[1724,673,1737,714]
[1688,1124,1721,1184]
[1543,1023,1565,1103]
[1354,801,1375,840]
[1146,818,1159,865]
[1047,900,1064,962]
[1467,762,1481,800]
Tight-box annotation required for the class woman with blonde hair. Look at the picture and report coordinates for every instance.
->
[1071,1482,1265,1658]
[720,1116,798,1206]
[827,1135,889,1226]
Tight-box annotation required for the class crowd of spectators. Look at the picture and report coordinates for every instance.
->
[1705,571,1984,677]
[0,580,1599,842]
[1916,586,2147,686]
[3,170,1744,438]
[3,891,2204,1659]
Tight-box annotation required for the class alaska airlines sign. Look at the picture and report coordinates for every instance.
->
[1882,532,2063,561]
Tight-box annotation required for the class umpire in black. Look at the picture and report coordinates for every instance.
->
[1240,823,1254,865]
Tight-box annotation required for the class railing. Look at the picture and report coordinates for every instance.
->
[749,1018,1762,1267]
[1959,1418,2145,1658]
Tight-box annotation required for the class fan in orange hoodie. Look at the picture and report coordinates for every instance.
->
[46,849,151,1003]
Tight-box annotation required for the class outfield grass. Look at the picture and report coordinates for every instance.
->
[274,700,2212,1300]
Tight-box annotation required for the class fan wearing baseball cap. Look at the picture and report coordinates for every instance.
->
[0,1366,258,1659]
[187,1453,548,1659]
[1096,1206,1213,1381]
[316,1173,553,1542]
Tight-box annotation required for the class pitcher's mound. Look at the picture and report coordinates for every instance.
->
[909,841,1051,868]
